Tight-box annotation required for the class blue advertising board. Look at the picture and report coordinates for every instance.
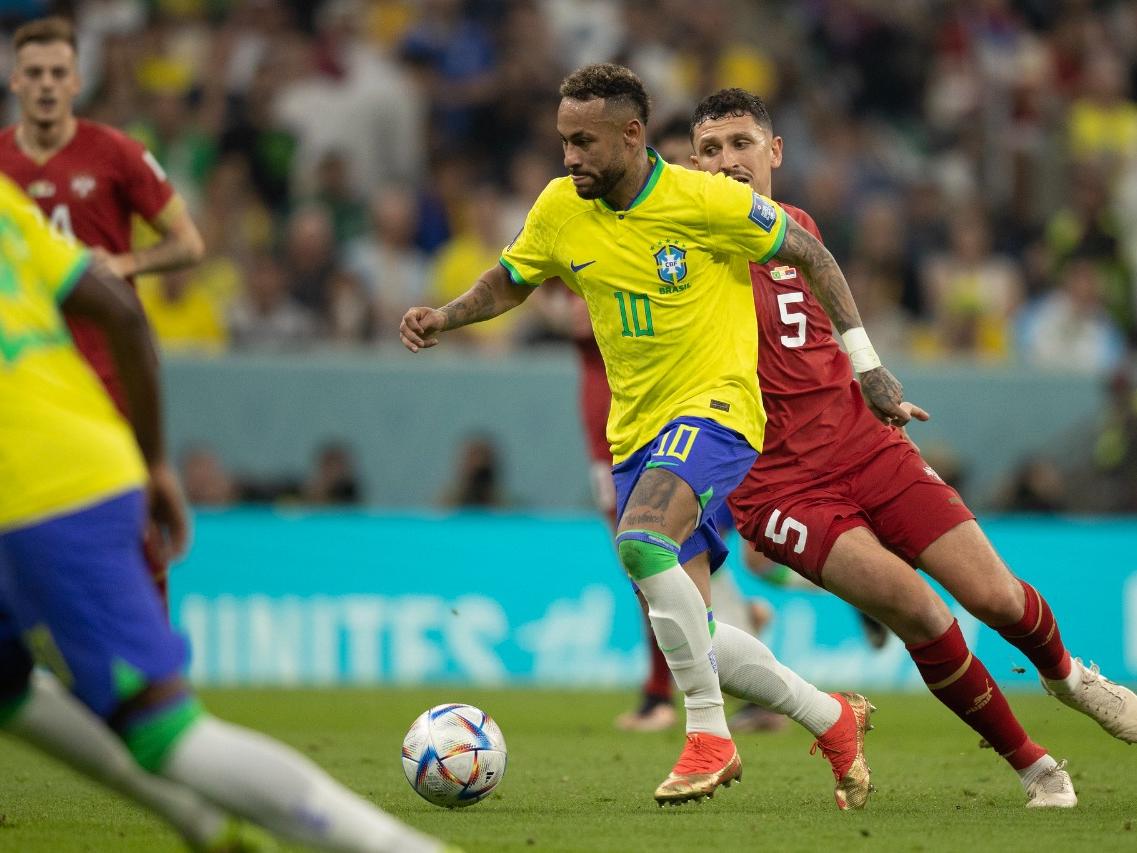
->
[171,511,1137,690]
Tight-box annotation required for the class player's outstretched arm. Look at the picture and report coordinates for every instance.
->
[773,217,909,425]
[61,259,190,557]
[400,263,534,352]
[62,260,163,464]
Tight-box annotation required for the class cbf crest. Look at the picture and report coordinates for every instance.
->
[654,244,687,285]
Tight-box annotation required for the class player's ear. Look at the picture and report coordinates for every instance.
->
[770,135,784,170]
[624,118,644,148]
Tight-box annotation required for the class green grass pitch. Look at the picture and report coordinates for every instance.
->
[0,688,1134,852]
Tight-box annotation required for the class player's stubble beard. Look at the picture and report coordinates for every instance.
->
[570,153,626,201]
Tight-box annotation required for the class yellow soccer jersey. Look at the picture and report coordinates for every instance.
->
[500,150,786,462]
[0,176,146,529]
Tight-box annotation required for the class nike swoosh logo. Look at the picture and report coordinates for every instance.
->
[570,259,596,273]
[660,642,689,654]
[645,460,679,469]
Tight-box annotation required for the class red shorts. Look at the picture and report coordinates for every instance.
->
[732,440,975,586]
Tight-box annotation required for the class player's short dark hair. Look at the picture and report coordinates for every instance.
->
[13,16,77,53]
[691,88,773,136]
[559,63,651,125]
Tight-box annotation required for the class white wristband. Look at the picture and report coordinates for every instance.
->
[841,327,881,374]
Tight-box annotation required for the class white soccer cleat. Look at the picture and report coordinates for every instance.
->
[1025,759,1077,808]
[1043,659,1137,744]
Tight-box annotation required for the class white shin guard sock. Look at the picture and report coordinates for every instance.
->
[636,567,728,737]
[712,622,841,737]
[161,715,442,853]
[6,671,227,847]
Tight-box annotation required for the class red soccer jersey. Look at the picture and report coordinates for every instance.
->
[0,119,174,409]
[731,204,903,511]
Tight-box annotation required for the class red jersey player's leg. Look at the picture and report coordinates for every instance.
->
[824,530,1053,760]
[862,443,1137,746]
[731,488,869,587]
[808,443,1081,803]
[734,457,1076,806]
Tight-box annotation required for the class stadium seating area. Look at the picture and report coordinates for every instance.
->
[3,0,1136,511]
[2,0,1133,365]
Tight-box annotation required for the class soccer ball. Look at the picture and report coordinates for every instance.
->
[401,703,508,808]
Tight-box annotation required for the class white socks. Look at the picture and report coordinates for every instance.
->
[1017,754,1058,789]
[636,567,729,738]
[712,622,841,737]
[5,673,442,853]
[5,671,227,848]
[1042,659,1082,695]
[162,715,442,853]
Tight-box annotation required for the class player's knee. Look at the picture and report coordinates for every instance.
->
[112,678,204,773]
[615,531,680,581]
[970,588,1024,628]
[903,602,954,644]
[869,585,952,644]
[946,570,1022,626]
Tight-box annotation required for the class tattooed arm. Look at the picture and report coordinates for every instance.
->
[400,264,534,352]
[772,216,909,424]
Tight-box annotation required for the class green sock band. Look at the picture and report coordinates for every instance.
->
[122,697,204,773]
[0,689,30,729]
[616,530,681,581]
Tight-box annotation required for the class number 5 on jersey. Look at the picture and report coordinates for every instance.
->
[777,292,806,348]
[765,508,807,554]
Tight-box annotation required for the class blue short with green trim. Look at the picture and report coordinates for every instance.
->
[613,417,757,571]
[0,491,188,718]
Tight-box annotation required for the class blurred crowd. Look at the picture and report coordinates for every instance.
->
[5,0,1137,512]
[2,0,1135,374]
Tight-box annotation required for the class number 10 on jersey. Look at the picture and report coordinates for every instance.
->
[614,290,654,337]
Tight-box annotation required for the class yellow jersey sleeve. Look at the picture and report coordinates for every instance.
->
[702,173,787,265]
[499,182,565,287]
[0,175,144,529]
[0,177,90,301]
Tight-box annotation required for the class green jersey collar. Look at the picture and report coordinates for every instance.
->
[600,148,664,212]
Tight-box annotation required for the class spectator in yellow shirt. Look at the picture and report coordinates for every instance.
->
[1068,53,1137,167]
[138,268,227,354]
[428,183,519,352]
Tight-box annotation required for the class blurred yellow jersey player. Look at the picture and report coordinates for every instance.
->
[0,169,452,852]
[0,174,145,529]
[501,149,786,463]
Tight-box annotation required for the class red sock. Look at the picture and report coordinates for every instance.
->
[907,620,1045,770]
[642,611,672,700]
[995,580,1072,680]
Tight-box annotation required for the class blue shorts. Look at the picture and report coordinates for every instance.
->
[0,491,188,718]
[613,417,757,571]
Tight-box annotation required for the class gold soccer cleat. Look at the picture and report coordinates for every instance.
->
[810,692,875,810]
[653,732,742,806]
